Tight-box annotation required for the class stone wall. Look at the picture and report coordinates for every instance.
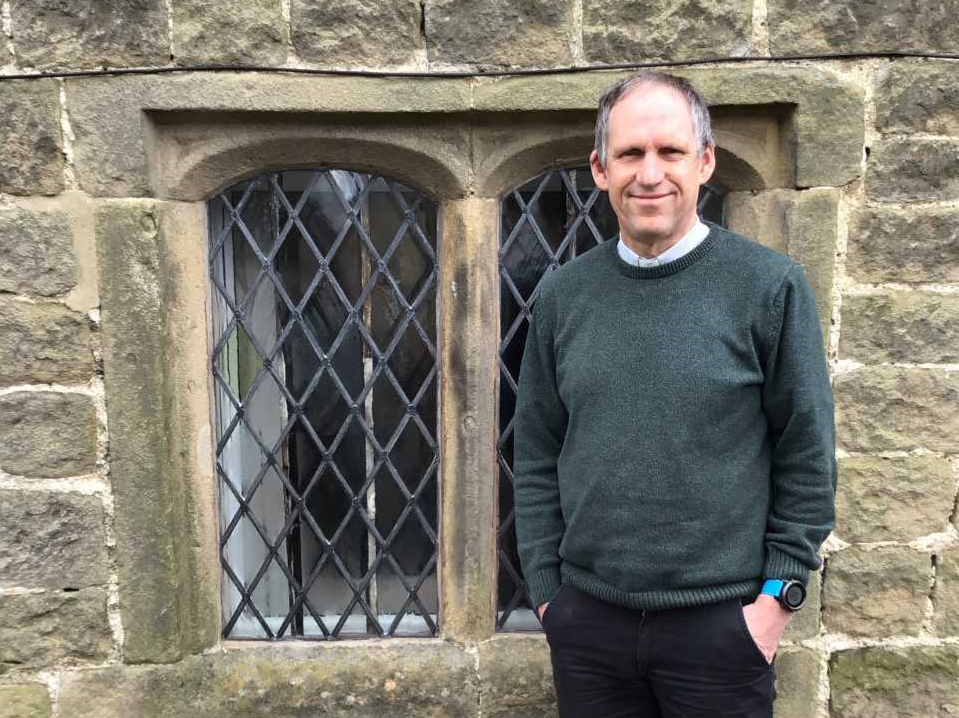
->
[1,2,957,717]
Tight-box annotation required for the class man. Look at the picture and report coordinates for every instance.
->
[513,71,836,718]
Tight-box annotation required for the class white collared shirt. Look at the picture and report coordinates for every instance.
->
[617,218,710,267]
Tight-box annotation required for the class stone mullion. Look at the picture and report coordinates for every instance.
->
[437,198,500,643]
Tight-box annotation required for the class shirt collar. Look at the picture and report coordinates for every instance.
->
[616,218,709,267]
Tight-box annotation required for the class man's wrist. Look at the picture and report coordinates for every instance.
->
[761,577,806,611]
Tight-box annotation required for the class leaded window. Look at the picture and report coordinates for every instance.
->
[208,169,439,639]
[496,166,727,630]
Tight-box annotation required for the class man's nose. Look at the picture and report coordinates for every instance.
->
[636,155,665,187]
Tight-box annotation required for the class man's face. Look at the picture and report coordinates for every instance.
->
[590,85,715,248]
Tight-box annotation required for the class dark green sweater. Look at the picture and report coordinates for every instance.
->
[513,223,836,611]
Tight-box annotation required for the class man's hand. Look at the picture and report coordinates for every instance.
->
[537,601,549,621]
[741,594,793,663]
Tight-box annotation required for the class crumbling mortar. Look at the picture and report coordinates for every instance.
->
[844,282,959,295]
[922,554,939,636]
[165,0,174,62]
[36,670,60,718]
[826,187,850,368]
[749,0,770,57]
[570,0,585,66]
[56,79,77,191]
[1,0,13,70]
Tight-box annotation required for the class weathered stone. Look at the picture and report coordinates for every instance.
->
[783,188,837,339]
[866,139,959,202]
[9,0,169,70]
[173,0,288,66]
[64,73,471,198]
[0,391,97,478]
[822,546,929,638]
[847,206,959,284]
[473,65,864,188]
[0,299,93,385]
[0,684,52,718]
[0,203,77,296]
[0,489,108,589]
[439,200,499,641]
[768,0,959,54]
[478,637,554,717]
[842,292,959,363]
[933,547,959,636]
[59,642,477,718]
[0,588,111,669]
[835,367,959,453]
[783,570,821,641]
[292,0,422,67]
[0,80,64,196]
[773,648,821,718]
[876,61,959,135]
[836,456,955,544]
[830,646,959,718]
[725,190,789,254]
[583,0,752,63]
[96,201,220,662]
[426,0,573,67]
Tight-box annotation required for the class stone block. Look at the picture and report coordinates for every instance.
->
[933,547,959,636]
[783,570,820,641]
[772,647,821,718]
[841,293,959,364]
[292,0,422,67]
[474,65,864,188]
[822,546,929,638]
[0,79,64,196]
[58,642,478,718]
[847,206,959,284]
[0,391,97,478]
[0,202,77,296]
[9,0,169,70]
[583,0,752,63]
[478,637,555,717]
[64,73,471,198]
[836,456,955,544]
[425,0,573,67]
[0,684,51,718]
[782,188,838,339]
[866,139,959,202]
[830,646,959,718]
[96,201,220,662]
[835,367,959,453]
[876,61,959,135]
[0,298,93,385]
[0,489,108,589]
[173,0,288,66]
[768,0,959,55]
[0,588,111,669]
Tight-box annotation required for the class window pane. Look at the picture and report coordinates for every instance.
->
[497,167,727,631]
[209,170,439,639]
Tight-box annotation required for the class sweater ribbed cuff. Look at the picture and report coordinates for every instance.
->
[525,567,563,608]
[763,546,812,586]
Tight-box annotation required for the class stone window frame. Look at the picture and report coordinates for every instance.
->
[85,66,862,664]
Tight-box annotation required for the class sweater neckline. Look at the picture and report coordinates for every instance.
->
[606,223,721,279]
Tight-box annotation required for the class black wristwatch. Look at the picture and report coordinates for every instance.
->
[760,579,806,612]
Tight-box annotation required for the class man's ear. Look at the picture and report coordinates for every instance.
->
[698,143,717,185]
[589,149,609,191]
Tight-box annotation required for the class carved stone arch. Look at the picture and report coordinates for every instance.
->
[147,116,470,202]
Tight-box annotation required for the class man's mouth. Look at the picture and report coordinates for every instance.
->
[629,193,671,200]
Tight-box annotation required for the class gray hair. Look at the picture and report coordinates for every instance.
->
[594,72,714,167]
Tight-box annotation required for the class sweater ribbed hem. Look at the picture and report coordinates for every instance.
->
[561,561,763,611]
[763,546,813,586]
[526,567,563,608]
[606,223,721,279]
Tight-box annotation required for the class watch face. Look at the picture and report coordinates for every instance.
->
[784,583,805,608]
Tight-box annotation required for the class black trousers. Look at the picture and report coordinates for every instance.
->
[542,583,777,718]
